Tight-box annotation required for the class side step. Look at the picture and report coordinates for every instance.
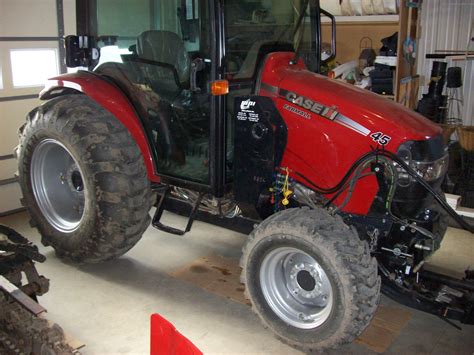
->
[152,186,204,236]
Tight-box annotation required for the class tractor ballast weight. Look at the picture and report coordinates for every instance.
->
[17,0,474,352]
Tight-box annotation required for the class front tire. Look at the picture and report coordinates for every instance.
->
[17,95,152,263]
[241,207,380,352]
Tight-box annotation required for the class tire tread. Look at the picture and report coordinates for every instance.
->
[17,95,152,263]
[240,207,380,352]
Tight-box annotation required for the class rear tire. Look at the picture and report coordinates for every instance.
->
[241,207,380,352]
[17,95,152,263]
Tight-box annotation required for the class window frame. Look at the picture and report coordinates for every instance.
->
[9,47,60,89]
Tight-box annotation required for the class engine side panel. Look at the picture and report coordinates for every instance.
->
[40,72,159,182]
[233,95,288,218]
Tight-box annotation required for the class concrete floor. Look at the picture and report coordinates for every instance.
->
[1,210,473,354]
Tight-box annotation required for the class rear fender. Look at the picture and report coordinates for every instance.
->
[40,71,159,182]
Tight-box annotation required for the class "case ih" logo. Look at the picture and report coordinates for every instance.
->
[280,89,338,121]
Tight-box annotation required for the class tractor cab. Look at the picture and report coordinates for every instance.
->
[66,0,333,194]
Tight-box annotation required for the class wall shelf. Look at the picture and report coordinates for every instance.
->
[321,15,399,24]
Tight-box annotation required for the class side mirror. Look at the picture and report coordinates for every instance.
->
[320,8,336,64]
[65,35,100,68]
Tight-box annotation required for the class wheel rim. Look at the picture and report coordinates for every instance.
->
[31,139,85,233]
[259,247,333,329]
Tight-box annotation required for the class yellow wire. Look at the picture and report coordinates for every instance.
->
[282,167,292,206]
[283,167,289,193]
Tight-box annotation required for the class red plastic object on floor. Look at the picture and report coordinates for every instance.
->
[150,314,203,355]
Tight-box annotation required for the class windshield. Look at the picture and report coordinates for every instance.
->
[93,0,210,68]
[90,0,311,78]
[224,0,309,80]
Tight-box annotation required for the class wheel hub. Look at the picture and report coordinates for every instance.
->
[30,139,86,233]
[69,169,84,192]
[297,270,316,291]
[259,247,333,329]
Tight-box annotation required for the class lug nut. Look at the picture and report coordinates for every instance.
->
[298,313,311,321]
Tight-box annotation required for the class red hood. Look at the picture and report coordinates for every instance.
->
[278,68,441,143]
[258,52,443,215]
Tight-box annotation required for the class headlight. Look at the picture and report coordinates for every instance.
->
[411,154,449,181]
[394,153,449,185]
[394,138,449,185]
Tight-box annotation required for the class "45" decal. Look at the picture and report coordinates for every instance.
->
[370,132,392,146]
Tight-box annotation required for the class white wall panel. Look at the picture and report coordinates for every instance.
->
[0,159,17,181]
[0,1,66,214]
[417,0,474,126]
[0,183,22,213]
[0,98,40,155]
[63,0,77,36]
[0,0,58,37]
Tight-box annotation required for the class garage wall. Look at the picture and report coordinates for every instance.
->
[0,0,76,215]
[417,0,474,126]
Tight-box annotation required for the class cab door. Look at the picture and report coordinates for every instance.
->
[77,0,225,193]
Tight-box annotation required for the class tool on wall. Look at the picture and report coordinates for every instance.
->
[446,67,463,126]
[417,61,448,123]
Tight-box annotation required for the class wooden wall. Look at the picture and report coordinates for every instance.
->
[322,22,399,64]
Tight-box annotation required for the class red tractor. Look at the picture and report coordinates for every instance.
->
[16,0,473,351]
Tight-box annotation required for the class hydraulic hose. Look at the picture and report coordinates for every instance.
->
[294,150,378,194]
[377,150,474,234]
[295,148,474,234]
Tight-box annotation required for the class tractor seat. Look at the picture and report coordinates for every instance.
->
[136,30,191,92]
